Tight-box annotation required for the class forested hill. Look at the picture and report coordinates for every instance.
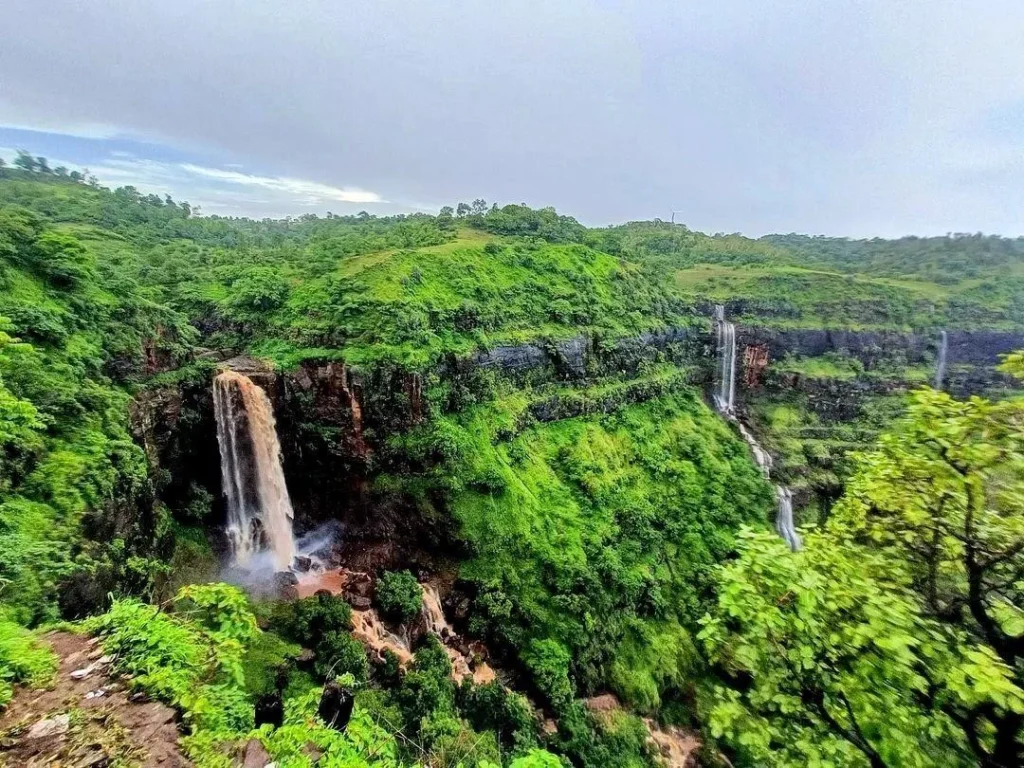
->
[1,161,1024,768]
[2,166,1023,370]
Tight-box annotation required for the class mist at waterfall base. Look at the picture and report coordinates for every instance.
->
[222,521,345,593]
[213,370,341,591]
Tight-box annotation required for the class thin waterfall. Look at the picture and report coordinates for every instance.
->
[714,305,737,414]
[934,330,948,390]
[710,307,800,550]
[775,486,802,550]
[213,370,297,571]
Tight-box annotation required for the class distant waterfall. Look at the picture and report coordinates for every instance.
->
[710,307,799,550]
[934,330,948,390]
[775,486,802,550]
[714,305,737,414]
[213,370,297,571]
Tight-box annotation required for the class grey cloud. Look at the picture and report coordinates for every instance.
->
[1,0,1024,236]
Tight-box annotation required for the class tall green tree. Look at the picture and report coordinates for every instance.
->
[831,385,1024,765]
[702,381,1024,768]
[699,529,1023,767]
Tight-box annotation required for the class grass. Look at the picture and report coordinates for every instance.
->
[0,620,58,706]
[262,238,683,367]
[673,261,1024,330]
[773,354,863,381]
[392,387,774,711]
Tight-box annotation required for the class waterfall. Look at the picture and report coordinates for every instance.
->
[934,330,948,390]
[775,486,801,551]
[213,370,297,572]
[421,584,450,637]
[714,305,737,414]
[709,307,800,550]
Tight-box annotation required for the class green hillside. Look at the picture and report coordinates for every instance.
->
[0,164,1022,767]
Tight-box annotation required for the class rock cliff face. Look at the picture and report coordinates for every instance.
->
[132,356,443,571]
[131,324,1023,568]
[732,327,1024,399]
[455,326,702,383]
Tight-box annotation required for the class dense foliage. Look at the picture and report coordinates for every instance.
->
[0,618,57,707]
[376,570,423,624]
[397,389,773,715]
[0,201,196,624]
[2,160,1023,766]
[701,384,1024,767]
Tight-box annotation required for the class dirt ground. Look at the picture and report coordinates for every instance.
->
[0,631,188,767]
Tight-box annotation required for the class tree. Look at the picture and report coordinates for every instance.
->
[999,351,1024,380]
[438,206,455,232]
[831,386,1024,765]
[471,198,489,215]
[28,231,95,287]
[456,202,470,218]
[224,267,290,318]
[699,529,1023,768]
[13,150,36,172]
[375,570,422,624]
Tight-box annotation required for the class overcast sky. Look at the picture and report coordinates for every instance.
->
[1,1,1023,236]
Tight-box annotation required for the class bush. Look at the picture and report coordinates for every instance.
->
[395,636,455,737]
[0,619,57,707]
[314,631,369,682]
[522,639,573,711]
[283,592,352,647]
[458,679,539,753]
[375,570,422,624]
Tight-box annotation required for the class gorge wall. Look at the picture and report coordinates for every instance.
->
[132,323,1024,569]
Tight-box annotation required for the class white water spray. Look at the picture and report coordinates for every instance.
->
[934,330,948,390]
[714,305,737,414]
[213,370,297,571]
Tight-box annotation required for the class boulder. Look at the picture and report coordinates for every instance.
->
[241,738,273,768]
[26,714,70,740]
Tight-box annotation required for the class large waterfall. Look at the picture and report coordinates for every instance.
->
[213,370,297,571]
[714,304,737,414]
[934,330,948,390]
[712,307,800,550]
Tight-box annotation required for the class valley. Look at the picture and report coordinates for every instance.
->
[0,162,1022,767]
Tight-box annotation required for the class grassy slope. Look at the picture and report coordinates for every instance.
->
[0,206,195,624]
[251,232,685,367]
[396,387,774,712]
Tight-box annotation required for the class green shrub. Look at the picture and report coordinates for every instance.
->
[282,592,352,647]
[314,631,369,682]
[0,619,57,706]
[395,636,455,738]
[522,639,573,711]
[375,570,422,624]
[458,679,539,753]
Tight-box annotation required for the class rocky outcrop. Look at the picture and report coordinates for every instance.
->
[735,327,1023,376]
[763,372,907,422]
[736,328,931,368]
[130,321,1021,575]
[458,326,703,383]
